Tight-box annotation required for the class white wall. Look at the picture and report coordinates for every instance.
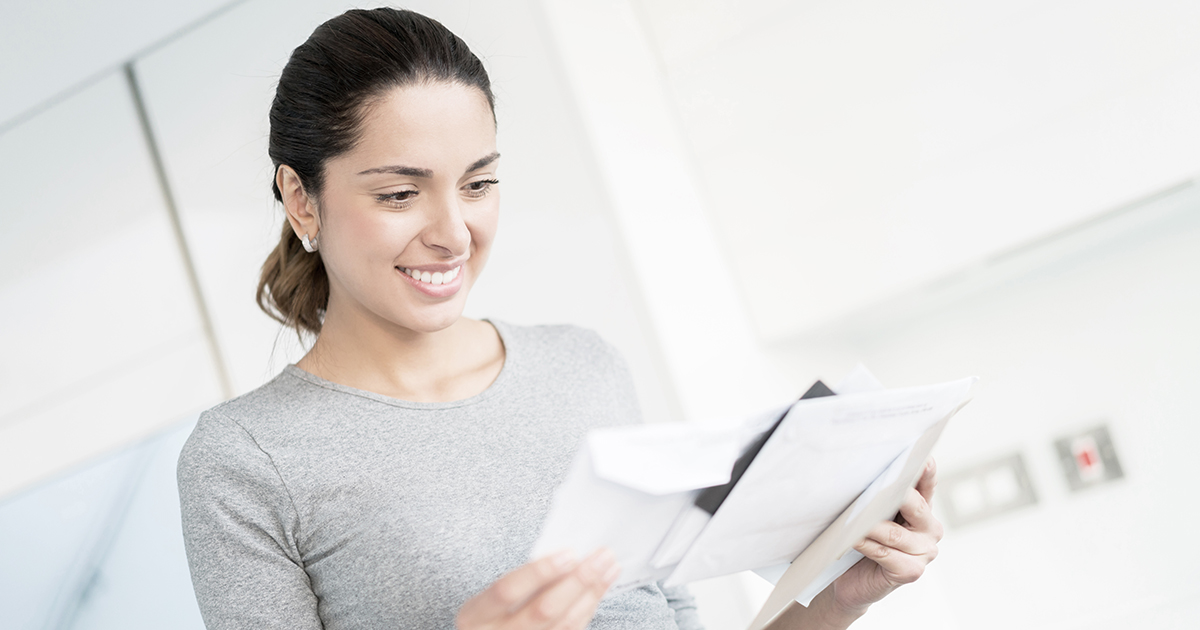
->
[636,0,1200,340]
[0,71,223,497]
[766,181,1200,629]
[539,0,794,424]
[0,0,233,131]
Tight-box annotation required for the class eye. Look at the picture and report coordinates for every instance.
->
[463,178,500,199]
[375,189,418,208]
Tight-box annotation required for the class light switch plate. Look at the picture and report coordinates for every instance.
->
[1054,424,1124,492]
[941,453,1038,528]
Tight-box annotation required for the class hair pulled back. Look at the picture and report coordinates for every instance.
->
[257,8,494,338]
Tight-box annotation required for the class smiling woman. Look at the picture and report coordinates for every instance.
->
[280,80,500,342]
[176,7,943,630]
[277,81,505,402]
[178,8,698,630]
[255,7,497,342]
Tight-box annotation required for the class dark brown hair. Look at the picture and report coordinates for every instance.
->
[257,8,495,338]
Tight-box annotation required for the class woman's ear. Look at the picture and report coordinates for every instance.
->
[277,165,320,239]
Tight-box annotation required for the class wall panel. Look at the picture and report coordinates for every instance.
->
[0,72,223,497]
[0,0,233,129]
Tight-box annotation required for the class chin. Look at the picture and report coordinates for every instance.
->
[395,305,466,334]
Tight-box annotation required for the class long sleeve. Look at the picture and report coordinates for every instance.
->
[177,410,323,629]
[660,582,705,630]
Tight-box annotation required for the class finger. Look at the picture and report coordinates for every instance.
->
[459,550,577,624]
[510,549,617,629]
[915,456,937,505]
[853,538,929,585]
[864,520,935,557]
[547,566,618,630]
[897,487,942,541]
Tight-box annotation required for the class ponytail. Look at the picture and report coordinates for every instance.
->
[257,221,329,337]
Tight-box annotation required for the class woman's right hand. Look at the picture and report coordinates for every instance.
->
[456,549,620,630]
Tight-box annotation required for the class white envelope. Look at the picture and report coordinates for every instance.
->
[531,371,977,615]
[665,376,977,587]
[531,415,773,591]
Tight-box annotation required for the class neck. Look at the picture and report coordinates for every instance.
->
[296,296,500,403]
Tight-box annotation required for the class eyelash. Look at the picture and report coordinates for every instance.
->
[374,179,500,207]
[375,190,417,207]
[464,178,500,198]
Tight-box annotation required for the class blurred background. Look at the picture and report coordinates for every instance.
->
[2,0,1198,628]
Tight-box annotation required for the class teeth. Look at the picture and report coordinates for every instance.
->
[402,266,461,285]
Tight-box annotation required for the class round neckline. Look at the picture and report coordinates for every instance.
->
[280,318,516,410]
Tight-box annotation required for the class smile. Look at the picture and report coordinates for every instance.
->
[399,265,461,286]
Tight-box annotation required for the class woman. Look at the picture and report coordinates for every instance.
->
[178,8,943,630]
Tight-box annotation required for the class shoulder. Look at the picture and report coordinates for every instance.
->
[177,407,266,491]
[492,320,628,375]
[494,319,615,354]
[176,372,311,487]
[176,387,306,575]
[491,320,641,422]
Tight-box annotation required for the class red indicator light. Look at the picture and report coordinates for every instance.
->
[1071,436,1105,482]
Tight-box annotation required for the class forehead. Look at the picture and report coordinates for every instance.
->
[337,82,496,172]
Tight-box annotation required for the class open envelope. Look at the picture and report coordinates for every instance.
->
[531,371,976,627]
[530,414,774,591]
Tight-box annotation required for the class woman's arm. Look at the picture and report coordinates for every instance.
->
[177,411,323,630]
[769,457,945,630]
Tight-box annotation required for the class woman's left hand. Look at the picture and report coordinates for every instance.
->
[825,456,944,616]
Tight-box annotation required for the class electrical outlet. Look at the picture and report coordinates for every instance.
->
[1054,424,1123,492]
[941,453,1038,528]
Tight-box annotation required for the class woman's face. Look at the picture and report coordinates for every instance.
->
[314,81,499,334]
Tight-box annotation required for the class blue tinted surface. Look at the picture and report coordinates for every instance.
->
[0,416,204,630]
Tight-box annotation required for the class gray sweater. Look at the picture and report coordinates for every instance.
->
[177,321,703,630]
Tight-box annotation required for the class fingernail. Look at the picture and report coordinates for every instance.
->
[551,549,576,570]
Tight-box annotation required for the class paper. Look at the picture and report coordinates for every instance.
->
[530,418,758,592]
[665,377,975,586]
[751,362,888,601]
[529,369,976,616]
[747,405,966,630]
[752,443,910,606]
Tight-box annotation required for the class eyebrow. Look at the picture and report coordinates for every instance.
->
[465,152,501,173]
[357,164,433,178]
[356,152,500,178]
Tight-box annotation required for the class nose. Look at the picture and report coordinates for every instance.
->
[421,193,471,258]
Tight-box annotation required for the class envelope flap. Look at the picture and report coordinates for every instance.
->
[588,422,747,495]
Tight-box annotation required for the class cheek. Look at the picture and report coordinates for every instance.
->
[466,207,499,264]
[324,208,419,276]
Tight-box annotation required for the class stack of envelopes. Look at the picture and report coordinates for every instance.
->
[532,366,976,630]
